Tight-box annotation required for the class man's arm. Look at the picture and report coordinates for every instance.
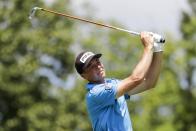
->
[128,52,163,95]
[116,32,154,98]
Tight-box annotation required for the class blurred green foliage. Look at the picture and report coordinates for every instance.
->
[0,0,91,130]
[0,0,195,131]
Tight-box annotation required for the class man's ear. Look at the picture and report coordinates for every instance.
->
[81,74,84,78]
[81,73,90,82]
[81,73,86,79]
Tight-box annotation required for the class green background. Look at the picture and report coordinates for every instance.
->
[0,0,195,131]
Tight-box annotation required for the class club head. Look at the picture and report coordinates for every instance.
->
[29,7,42,20]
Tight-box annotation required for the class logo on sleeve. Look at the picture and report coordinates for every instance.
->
[90,86,103,94]
[105,83,113,90]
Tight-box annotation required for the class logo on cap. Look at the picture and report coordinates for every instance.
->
[80,52,94,63]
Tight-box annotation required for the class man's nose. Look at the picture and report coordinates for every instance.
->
[97,63,103,69]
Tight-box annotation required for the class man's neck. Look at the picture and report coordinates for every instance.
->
[89,78,105,84]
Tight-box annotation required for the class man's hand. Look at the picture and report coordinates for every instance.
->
[151,32,165,52]
[140,32,165,52]
[140,31,154,50]
[153,42,164,52]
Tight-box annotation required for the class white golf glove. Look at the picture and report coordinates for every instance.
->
[151,33,165,52]
[153,42,164,52]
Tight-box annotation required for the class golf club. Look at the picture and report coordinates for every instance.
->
[29,7,165,43]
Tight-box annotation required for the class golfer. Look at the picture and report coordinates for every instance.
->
[75,31,163,131]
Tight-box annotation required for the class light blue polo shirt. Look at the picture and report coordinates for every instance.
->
[86,78,133,131]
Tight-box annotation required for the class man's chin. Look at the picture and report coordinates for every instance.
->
[102,74,106,78]
[97,75,105,83]
[99,74,105,79]
[100,71,106,77]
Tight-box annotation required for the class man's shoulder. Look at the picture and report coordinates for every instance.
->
[86,78,120,95]
[89,84,105,95]
[105,78,121,85]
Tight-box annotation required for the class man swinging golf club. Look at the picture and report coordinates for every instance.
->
[29,6,164,131]
[75,31,163,131]
[75,32,163,131]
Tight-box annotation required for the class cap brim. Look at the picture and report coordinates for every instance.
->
[83,53,102,70]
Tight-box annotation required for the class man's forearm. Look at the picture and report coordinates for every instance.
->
[131,48,153,80]
[145,52,163,88]
[128,52,163,95]
[117,48,153,97]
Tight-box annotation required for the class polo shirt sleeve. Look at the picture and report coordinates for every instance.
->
[90,84,117,107]
[116,79,130,100]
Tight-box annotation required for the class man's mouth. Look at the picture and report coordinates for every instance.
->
[99,69,104,75]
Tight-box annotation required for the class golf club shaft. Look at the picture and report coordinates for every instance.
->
[39,8,140,36]
[29,7,165,43]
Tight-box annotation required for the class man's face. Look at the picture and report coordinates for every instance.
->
[82,58,105,83]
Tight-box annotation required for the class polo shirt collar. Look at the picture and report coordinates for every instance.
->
[86,78,112,91]
[86,82,94,91]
